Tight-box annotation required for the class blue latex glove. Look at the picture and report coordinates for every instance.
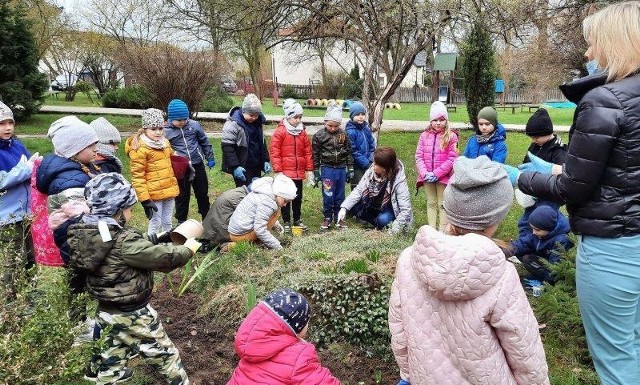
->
[263,162,272,173]
[503,164,521,187]
[233,166,246,181]
[425,172,438,183]
[207,159,216,169]
[396,380,411,385]
[518,152,553,174]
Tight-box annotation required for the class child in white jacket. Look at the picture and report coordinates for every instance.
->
[227,174,296,250]
[389,156,549,385]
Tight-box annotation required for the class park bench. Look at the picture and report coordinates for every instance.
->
[494,104,519,114]
[521,104,541,113]
[446,104,457,113]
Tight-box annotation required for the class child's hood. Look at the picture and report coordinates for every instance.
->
[410,225,506,301]
[228,106,266,126]
[249,176,275,198]
[67,222,118,273]
[542,212,571,239]
[345,119,368,131]
[476,122,507,140]
[234,302,300,363]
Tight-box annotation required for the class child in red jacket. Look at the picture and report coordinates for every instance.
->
[269,99,314,233]
[227,288,341,385]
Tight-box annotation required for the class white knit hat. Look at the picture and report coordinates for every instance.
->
[90,117,120,144]
[324,102,343,123]
[283,98,303,118]
[272,174,297,200]
[141,108,165,129]
[48,116,99,158]
[242,93,262,114]
[429,101,448,121]
[0,101,14,123]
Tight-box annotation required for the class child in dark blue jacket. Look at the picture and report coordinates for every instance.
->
[509,205,573,284]
[345,101,375,189]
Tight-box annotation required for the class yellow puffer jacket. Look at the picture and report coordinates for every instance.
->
[125,136,179,202]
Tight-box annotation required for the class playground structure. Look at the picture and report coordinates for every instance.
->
[432,53,459,111]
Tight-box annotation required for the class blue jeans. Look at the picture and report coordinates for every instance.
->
[576,234,640,385]
[351,201,395,230]
[320,166,346,220]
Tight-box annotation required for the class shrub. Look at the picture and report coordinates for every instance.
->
[297,273,391,357]
[200,86,234,113]
[281,85,301,99]
[101,85,151,109]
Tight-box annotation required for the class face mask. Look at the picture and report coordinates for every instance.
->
[586,59,600,75]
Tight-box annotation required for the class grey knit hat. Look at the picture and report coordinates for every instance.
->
[242,93,262,115]
[48,116,99,158]
[141,108,165,129]
[90,117,121,144]
[324,102,343,123]
[264,288,311,334]
[443,156,513,230]
[477,106,498,127]
[0,101,14,123]
[85,172,138,217]
[282,98,303,118]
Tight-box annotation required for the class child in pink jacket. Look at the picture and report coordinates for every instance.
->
[227,288,340,385]
[415,101,458,230]
[389,156,549,385]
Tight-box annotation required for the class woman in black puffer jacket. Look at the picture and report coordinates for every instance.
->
[515,3,640,384]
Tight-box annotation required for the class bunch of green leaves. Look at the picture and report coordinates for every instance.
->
[297,274,391,357]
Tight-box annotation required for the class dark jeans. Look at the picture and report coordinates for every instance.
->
[233,166,262,188]
[519,254,556,284]
[320,165,346,220]
[351,201,396,230]
[175,162,210,223]
[281,179,303,224]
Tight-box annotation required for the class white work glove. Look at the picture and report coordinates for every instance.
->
[273,220,285,235]
[305,171,315,187]
[19,152,40,169]
[183,237,202,255]
[337,208,347,222]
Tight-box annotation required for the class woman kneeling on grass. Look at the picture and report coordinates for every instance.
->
[337,147,412,234]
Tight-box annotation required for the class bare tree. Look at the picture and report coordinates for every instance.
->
[274,0,455,135]
[77,31,122,95]
[82,0,174,46]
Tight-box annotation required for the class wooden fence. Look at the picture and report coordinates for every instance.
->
[275,83,567,104]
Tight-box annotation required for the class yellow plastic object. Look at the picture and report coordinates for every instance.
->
[291,226,305,237]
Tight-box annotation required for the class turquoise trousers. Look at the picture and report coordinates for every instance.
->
[576,234,640,385]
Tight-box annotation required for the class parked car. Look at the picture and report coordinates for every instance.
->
[221,76,237,93]
[50,79,68,91]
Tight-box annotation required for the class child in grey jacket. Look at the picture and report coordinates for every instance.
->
[227,175,296,250]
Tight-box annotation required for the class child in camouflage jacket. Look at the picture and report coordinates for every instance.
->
[68,173,200,385]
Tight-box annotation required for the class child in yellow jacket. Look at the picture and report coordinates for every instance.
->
[125,108,179,235]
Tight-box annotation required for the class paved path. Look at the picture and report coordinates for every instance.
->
[40,105,571,135]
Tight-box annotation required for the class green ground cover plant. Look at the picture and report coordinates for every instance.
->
[6,128,594,384]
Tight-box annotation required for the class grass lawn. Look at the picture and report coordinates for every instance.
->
[16,127,594,385]
[231,96,576,126]
[44,91,102,107]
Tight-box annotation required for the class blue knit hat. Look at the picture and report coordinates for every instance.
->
[349,101,366,120]
[529,205,558,232]
[167,99,189,122]
[264,288,311,334]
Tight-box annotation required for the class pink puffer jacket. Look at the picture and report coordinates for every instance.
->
[389,225,549,385]
[415,129,458,184]
[227,303,341,385]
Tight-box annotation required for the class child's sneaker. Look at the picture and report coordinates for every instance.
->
[320,218,332,230]
[336,220,348,229]
[283,222,292,234]
[293,220,308,231]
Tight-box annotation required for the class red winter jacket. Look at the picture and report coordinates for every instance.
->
[227,302,341,385]
[269,122,313,180]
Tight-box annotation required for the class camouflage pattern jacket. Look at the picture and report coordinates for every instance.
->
[68,223,192,312]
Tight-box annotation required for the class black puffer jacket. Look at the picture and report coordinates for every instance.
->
[519,73,640,237]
